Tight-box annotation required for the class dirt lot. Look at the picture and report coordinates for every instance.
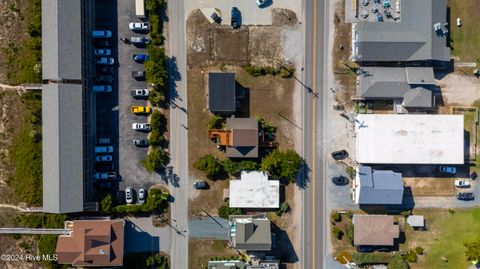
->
[436,73,480,107]
[403,178,455,196]
[188,239,238,268]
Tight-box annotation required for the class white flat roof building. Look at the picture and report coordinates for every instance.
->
[355,114,464,164]
[229,171,279,209]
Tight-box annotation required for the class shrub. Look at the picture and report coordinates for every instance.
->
[402,250,417,263]
[352,253,393,265]
[400,210,412,217]
[142,148,169,173]
[100,194,113,214]
[218,205,244,219]
[332,212,342,222]
[332,227,344,239]
[223,159,259,177]
[279,66,295,78]
[347,223,354,245]
[149,89,166,107]
[345,166,355,179]
[415,246,424,255]
[208,115,224,129]
[146,253,169,268]
[149,129,167,147]
[150,111,167,134]
[388,254,410,269]
[145,45,168,89]
[194,155,224,179]
[276,202,291,216]
[260,149,302,183]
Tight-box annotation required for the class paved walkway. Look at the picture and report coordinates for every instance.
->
[188,216,229,240]
[0,228,69,235]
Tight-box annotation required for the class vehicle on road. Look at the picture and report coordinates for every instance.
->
[332,176,348,185]
[138,188,146,204]
[125,187,134,204]
[454,180,471,188]
[92,30,112,38]
[456,192,474,201]
[95,162,114,172]
[131,106,151,114]
[439,166,456,174]
[94,172,117,180]
[231,7,241,28]
[132,71,146,80]
[331,150,348,160]
[193,181,209,190]
[98,66,115,74]
[130,88,149,97]
[92,85,112,93]
[93,39,112,48]
[95,146,114,153]
[94,49,111,56]
[129,22,150,30]
[94,75,114,83]
[130,36,150,45]
[256,0,271,8]
[132,123,151,131]
[133,139,149,147]
[96,155,113,162]
[95,57,115,65]
[133,53,149,63]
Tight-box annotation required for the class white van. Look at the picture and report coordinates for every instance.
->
[95,146,114,153]
[92,85,112,93]
[92,30,112,38]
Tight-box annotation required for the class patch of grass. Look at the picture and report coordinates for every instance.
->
[448,0,480,62]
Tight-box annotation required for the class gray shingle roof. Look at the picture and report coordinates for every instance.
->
[406,67,435,84]
[226,118,259,158]
[356,0,450,62]
[42,0,82,80]
[42,84,84,213]
[208,73,236,113]
[234,218,271,251]
[357,166,404,205]
[402,87,433,107]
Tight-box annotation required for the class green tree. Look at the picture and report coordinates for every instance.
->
[208,115,224,129]
[464,238,480,261]
[276,201,291,216]
[100,194,113,214]
[145,45,168,89]
[260,149,302,183]
[194,155,224,179]
[149,129,167,148]
[223,159,259,176]
[388,254,409,269]
[149,89,166,107]
[218,205,244,219]
[151,111,167,134]
[142,148,169,173]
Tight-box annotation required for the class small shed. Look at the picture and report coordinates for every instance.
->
[407,215,425,229]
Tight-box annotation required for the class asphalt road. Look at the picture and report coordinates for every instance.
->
[302,0,329,268]
[167,0,189,268]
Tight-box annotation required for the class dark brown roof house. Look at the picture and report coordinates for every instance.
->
[56,220,124,267]
[353,215,399,246]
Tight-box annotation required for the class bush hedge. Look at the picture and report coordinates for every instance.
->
[352,253,393,266]
[194,155,224,179]
[388,254,410,269]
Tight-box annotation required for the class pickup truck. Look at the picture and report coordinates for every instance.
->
[131,106,151,114]
[130,88,149,97]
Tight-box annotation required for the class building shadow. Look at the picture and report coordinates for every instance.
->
[234,81,250,118]
[123,219,160,253]
[270,222,298,263]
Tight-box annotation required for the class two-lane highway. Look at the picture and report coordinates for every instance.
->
[302,0,330,268]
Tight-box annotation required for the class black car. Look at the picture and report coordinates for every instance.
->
[93,39,112,48]
[94,75,114,83]
[95,162,115,172]
[332,176,348,185]
[331,150,348,160]
[193,181,209,190]
[133,139,149,147]
[231,7,241,28]
[132,71,146,80]
[98,66,115,74]
[456,192,475,201]
[211,12,221,23]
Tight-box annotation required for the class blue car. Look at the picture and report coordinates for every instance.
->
[133,53,149,63]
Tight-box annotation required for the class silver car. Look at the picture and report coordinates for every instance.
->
[125,187,133,204]
[138,188,146,204]
[132,123,151,131]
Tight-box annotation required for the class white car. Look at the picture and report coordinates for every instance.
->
[94,49,111,56]
[129,22,150,30]
[125,187,133,204]
[454,180,471,188]
[457,17,462,27]
[96,155,113,162]
[95,57,115,65]
[256,0,271,7]
[132,123,151,131]
[138,188,146,204]
[131,88,149,97]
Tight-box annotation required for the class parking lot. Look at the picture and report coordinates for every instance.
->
[92,0,163,204]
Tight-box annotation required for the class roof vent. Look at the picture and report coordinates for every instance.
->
[99,249,105,255]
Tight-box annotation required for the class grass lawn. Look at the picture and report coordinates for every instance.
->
[188,239,238,268]
[460,100,480,172]
[407,208,480,269]
[448,0,480,62]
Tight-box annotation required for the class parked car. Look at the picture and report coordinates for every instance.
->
[98,66,115,74]
[96,181,113,189]
[95,162,114,172]
[193,181,209,190]
[256,0,271,8]
[132,123,151,131]
[138,188,146,204]
[95,146,114,153]
[456,17,462,27]
[130,88,149,97]
[96,137,111,145]
[131,106,151,114]
[133,53,149,63]
[332,176,348,185]
[94,49,111,56]
[129,22,150,30]
[94,75,114,83]
[92,30,112,38]
[93,39,112,48]
[456,192,474,201]
[231,7,241,28]
[94,172,117,180]
[92,85,112,93]
[96,155,113,162]
[125,187,133,204]
[133,139,149,147]
[130,37,150,45]
[211,11,221,23]
[95,57,115,65]
[454,180,471,188]
[132,71,146,80]
[331,150,348,160]
[439,166,456,174]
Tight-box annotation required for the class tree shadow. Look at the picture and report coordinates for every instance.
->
[295,159,311,189]
[168,56,182,102]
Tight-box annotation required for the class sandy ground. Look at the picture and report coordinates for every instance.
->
[437,73,480,106]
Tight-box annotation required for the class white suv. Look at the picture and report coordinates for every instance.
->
[132,123,151,131]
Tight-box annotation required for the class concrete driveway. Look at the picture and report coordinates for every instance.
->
[124,217,172,254]
[188,216,229,240]
[184,0,302,25]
